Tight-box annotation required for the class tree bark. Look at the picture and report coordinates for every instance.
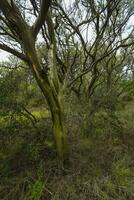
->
[21,30,67,160]
[50,94,67,159]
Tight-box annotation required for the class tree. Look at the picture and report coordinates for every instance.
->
[0,0,133,160]
[0,0,68,160]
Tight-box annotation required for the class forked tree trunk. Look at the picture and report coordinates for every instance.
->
[31,64,67,160]
[22,29,67,160]
[0,1,67,160]
[30,61,67,160]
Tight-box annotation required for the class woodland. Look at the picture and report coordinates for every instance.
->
[0,0,134,199]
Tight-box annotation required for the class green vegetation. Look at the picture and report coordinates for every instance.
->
[0,66,134,199]
[0,0,134,199]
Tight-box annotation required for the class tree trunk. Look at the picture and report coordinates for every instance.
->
[51,99,67,159]
[21,29,67,160]
[0,2,67,160]
[43,86,67,159]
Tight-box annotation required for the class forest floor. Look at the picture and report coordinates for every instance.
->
[0,103,134,200]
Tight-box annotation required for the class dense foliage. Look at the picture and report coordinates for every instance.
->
[0,0,134,199]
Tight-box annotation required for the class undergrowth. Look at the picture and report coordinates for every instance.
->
[0,105,134,200]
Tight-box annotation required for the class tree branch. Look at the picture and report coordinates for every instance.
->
[0,43,29,62]
[32,0,51,39]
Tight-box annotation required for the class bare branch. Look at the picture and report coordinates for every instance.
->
[0,43,29,62]
[32,0,51,39]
